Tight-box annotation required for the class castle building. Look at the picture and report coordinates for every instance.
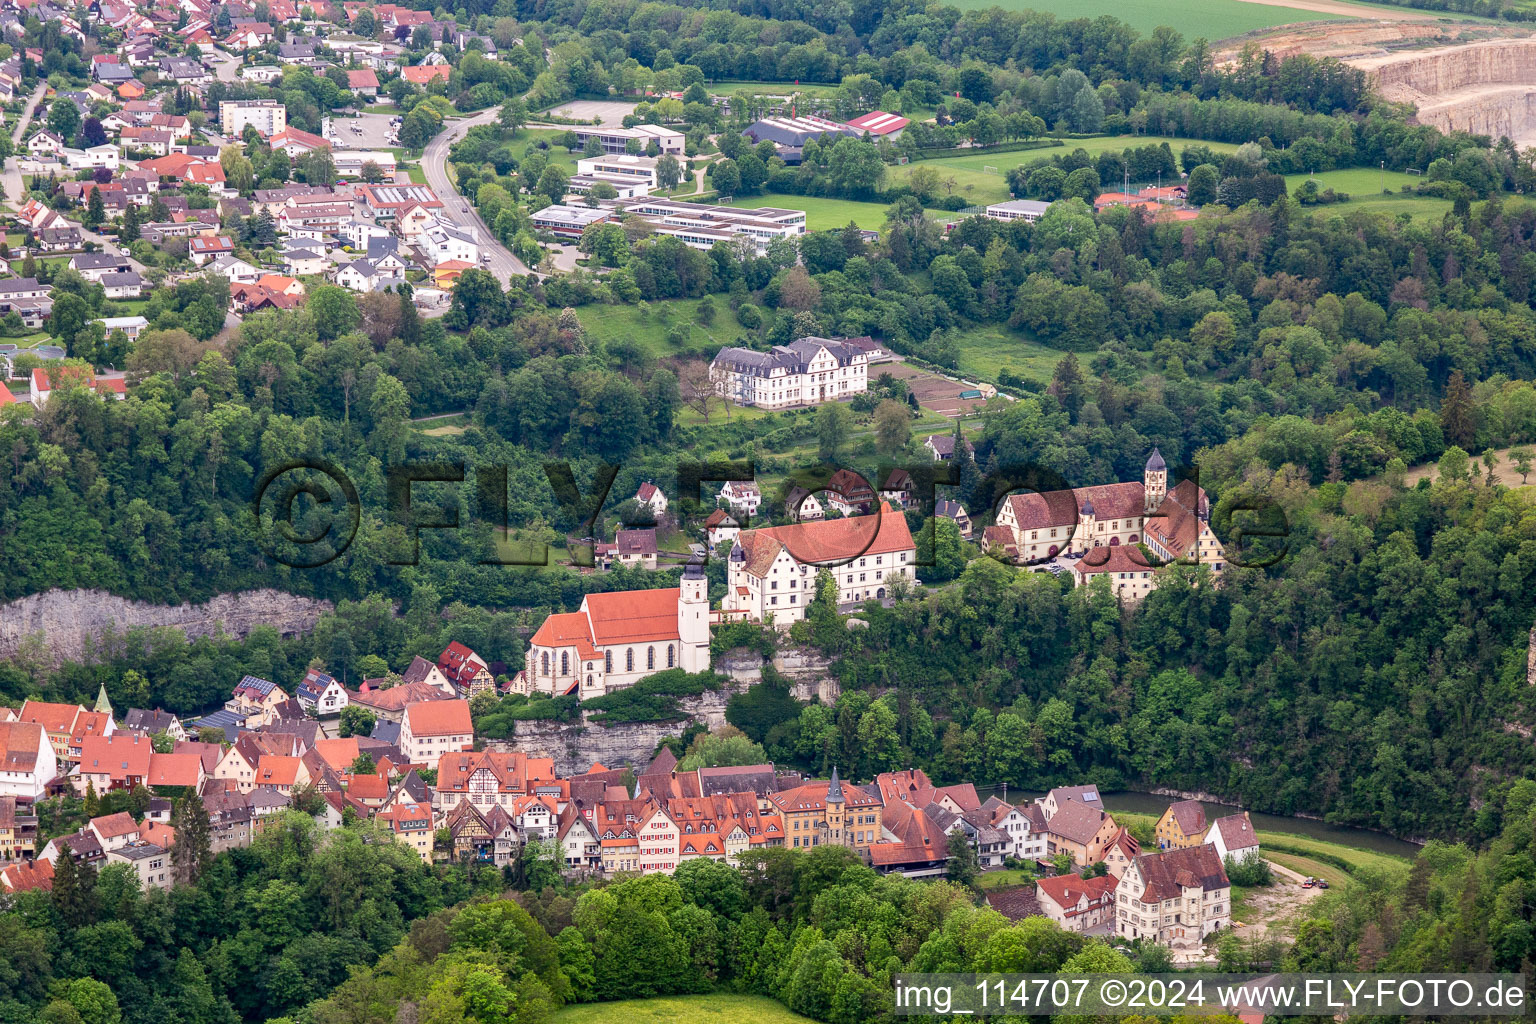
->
[722,503,916,626]
[767,768,883,850]
[515,567,711,699]
[993,450,1225,585]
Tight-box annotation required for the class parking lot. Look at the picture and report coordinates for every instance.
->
[327,111,399,151]
[541,100,636,125]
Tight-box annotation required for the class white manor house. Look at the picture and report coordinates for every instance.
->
[709,337,869,409]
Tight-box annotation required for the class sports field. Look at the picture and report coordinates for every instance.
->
[723,194,893,231]
[945,0,1343,37]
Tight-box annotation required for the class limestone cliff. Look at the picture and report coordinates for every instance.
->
[1352,40,1536,147]
[494,646,842,773]
[0,588,333,668]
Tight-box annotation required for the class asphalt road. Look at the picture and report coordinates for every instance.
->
[420,108,537,285]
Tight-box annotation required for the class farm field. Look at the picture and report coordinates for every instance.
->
[723,194,893,231]
[944,0,1343,37]
[553,995,815,1024]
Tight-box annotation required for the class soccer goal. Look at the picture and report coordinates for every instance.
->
[983,165,999,175]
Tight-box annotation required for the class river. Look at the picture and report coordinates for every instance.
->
[973,786,1422,859]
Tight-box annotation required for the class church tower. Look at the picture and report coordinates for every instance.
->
[678,562,710,672]
[1077,496,1096,552]
[1144,448,1167,513]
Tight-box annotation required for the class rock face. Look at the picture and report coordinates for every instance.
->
[497,645,842,773]
[1353,40,1536,147]
[0,589,333,668]
[492,686,738,775]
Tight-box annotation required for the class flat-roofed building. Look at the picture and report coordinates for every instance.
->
[986,198,1052,222]
[570,123,684,155]
[575,153,660,192]
[531,206,615,240]
[617,198,807,254]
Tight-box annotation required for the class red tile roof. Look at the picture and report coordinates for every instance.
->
[80,733,154,781]
[402,64,451,85]
[1036,873,1118,915]
[735,503,913,577]
[403,700,472,737]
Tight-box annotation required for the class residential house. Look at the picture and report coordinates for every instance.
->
[399,700,473,764]
[1044,798,1120,868]
[1102,827,1142,878]
[144,752,205,791]
[188,235,236,265]
[611,528,658,570]
[346,68,380,97]
[1154,799,1209,850]
[77,732,154,793]
[0,722,57,800]
[1207,812,1260,864]
[1041,785,1104,821]
[106,841,170,889]
[334,257,403,292]
[100,274,146,300]
[1036,873,1119,934]
[297,669,349,716]
[437,642,495,698]
[718,480,761,517]
[0,796,38,860]
[18,701,88,761]
[924,433,973,462]
[704,509,739,550]
[935,499,973,540]
[377,799,433,862]
[282,246,328,277]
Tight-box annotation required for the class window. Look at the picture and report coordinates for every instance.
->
[605,651,612,673]
[667,644,674,667]
[540,652,549,674]
[626,648,634,671]
[560,651,569,674]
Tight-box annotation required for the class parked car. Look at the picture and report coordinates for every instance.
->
[1301,877,1316,888]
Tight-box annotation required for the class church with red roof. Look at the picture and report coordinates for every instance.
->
[514,567,711,699]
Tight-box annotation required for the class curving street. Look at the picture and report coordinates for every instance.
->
[420,108,537,285]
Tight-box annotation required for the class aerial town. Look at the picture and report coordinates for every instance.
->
[0,672,1260,955]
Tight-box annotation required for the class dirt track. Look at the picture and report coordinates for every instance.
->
[1230,0,1436,18]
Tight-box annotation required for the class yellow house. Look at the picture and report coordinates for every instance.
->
[433,260,474,289]
[1153,799,1209,850]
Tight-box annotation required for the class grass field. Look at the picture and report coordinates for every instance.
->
[943,0,1343,37]
[949,325,1068,383]
[554,995,814,1024]
[723,194,893,231]
[574,297,749,358]
[709,80,841,98]
[978,868,1037,890]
